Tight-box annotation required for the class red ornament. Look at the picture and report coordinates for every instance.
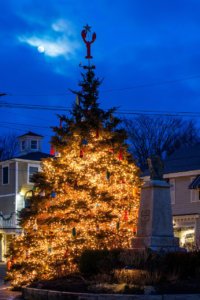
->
[7,259,12,271]
[124,210,128,221]
[96,128,99,138]
[50,145,55,156]
[64,250,68,258]
[133,226,137,234]
[118,148,123,160]
[80,149,84,158]
[74,179,78,189]
[108,148,114,154]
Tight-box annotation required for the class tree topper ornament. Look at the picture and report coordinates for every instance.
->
[81,24,96,59]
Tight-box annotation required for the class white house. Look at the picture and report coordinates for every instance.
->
[0,132,50,261]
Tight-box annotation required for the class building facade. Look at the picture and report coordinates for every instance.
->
[0,132,50,261]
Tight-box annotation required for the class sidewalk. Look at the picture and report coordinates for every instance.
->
[0,263,23,299]
[0,283,22,300]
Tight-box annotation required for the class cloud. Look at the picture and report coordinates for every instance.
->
[18,35,78,58]
[18,19,80,59]
[52,19,72,33]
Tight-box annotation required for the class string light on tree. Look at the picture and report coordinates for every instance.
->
[7,25,141,288]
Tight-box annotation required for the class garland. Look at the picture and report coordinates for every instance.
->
[0,212,15,221]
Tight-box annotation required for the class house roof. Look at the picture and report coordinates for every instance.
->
[163,143,200,174]
[143,143,200,176]
[189,175,200,189]
[15,151,51,161]
[17,131,43,138]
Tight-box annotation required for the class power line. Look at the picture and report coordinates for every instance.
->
[0,115,199,136]
[115,110,200,117]
[101,74,200,92]
[1,101,200,118]
[0,102,71,112]
[5,73,200,97]
[0,121,50,129]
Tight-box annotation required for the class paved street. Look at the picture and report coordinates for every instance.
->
[0,263,23,300]
[0,284,22,300]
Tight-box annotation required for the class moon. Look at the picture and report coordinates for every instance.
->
[37,45,45,53]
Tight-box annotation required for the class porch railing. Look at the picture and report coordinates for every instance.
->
[0,212,20,229]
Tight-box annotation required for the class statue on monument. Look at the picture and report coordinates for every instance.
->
[132,155,180,251]
[147,156,164,180]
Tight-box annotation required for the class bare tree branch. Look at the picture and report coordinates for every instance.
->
[0,133,19,161]
[123,116,200,170]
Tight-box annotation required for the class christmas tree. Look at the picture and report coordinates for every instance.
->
[7,25,141,288]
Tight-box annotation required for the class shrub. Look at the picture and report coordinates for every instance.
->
[163,251,200,279]
[79,249,122,275]
[119,249,151,269]
[114,269,148,285]
[119,248,164,271]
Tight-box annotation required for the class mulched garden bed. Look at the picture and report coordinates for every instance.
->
[29,274,200,295]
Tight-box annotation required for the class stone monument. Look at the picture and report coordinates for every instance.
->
[132,156,180,251]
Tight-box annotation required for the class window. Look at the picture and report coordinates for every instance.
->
[191,189,200,202]
[2,165,9,185]
[24,190,34,208]
[169,178,175,204]
[31,140,38,150]
[190,177,200,202]
[28,165,39,183]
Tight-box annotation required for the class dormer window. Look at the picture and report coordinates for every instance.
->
[18,132,43,154]
[31,140,38,150]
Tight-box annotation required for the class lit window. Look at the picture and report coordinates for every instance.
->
[2,166,9,185]
[24,190,34,208]
[28,165,39,183]
[31,140,38,150]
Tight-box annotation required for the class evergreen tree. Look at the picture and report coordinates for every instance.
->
[7,51,141,288]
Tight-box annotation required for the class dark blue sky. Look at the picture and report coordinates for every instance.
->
[1,0,200,152]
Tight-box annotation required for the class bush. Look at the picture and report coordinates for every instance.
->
[119,249,151,269]
[163,251,200,279]
[119,248,164,272]
[118,249,200,282]
[79,249,122,275]
[114,269,149,285]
